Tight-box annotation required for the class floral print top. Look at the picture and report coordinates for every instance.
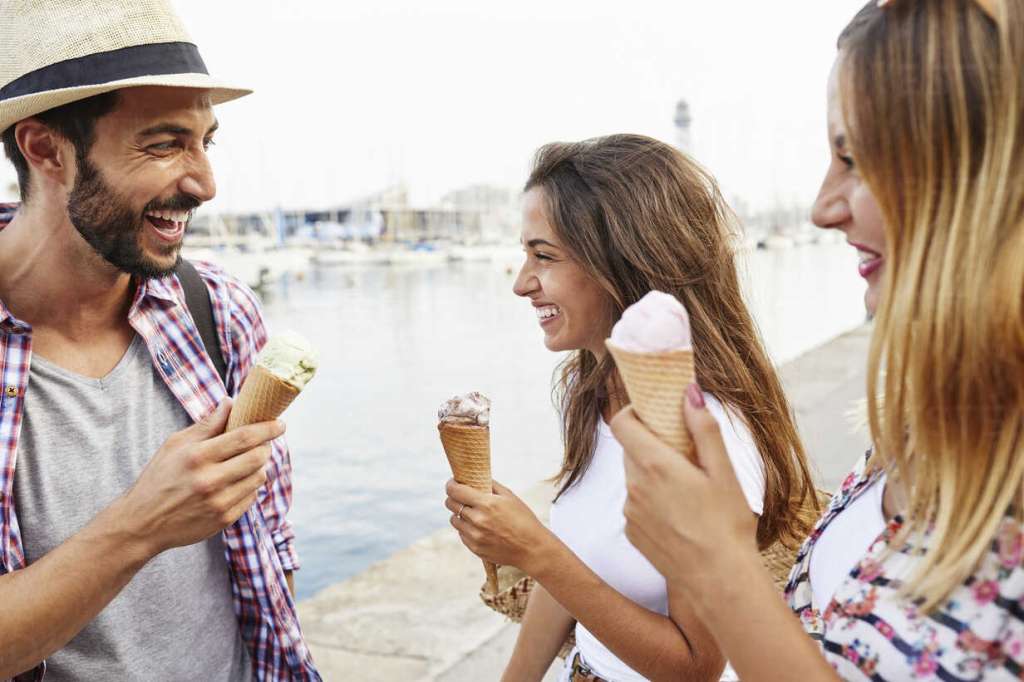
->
[785,452,1024,680]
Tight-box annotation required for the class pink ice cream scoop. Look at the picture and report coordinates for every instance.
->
[605,290,697,459]
[609,291,692,352]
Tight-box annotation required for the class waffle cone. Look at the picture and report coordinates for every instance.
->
[606,341,696,462]
[227,365,301,431]
[438,421,499,594]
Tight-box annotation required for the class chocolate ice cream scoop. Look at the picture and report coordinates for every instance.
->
[438,391,490,427]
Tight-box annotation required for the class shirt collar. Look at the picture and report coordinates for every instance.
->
[0,276,182,335]
[138,273,183,306]
[126,273,184,326]
[0,204,20,331]
[0,301,31,334]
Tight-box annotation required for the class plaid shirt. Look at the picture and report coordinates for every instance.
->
[0,203,320,681]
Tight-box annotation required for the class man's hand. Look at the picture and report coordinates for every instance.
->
[0,399,284,678]
[119,399,284,555]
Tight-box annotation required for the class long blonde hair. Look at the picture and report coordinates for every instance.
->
[839,0,1024,609]
[525,134,819,550]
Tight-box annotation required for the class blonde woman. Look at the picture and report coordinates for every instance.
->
[444,134,819,681]
[612,0,1024,679]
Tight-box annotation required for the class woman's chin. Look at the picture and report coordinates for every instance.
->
[542,332,576,353]
[865,286,880,318]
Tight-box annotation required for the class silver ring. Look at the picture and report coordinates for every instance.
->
[457,503,467,520]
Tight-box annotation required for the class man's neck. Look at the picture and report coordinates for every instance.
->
[0,202,134,337]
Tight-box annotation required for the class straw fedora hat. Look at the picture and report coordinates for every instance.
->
[0,0,252,134]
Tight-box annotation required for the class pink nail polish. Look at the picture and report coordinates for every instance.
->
[687,383,705,408]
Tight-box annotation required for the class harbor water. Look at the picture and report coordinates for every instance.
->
[255,242,866,599]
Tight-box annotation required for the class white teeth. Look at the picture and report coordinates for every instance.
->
[146,210,191,223]
[536,305,560,319]
[857,250,878,264]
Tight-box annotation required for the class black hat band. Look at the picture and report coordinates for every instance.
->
[0,42,209,102]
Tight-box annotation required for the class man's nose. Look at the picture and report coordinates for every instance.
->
[178,149,217,203]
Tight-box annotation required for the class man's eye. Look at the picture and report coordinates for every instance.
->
[203,138,216,151]
[535,252,553,262]
[148,141,177,151]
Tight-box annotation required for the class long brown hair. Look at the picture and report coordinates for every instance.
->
[525,134,818,549]
[838,0,1024,609]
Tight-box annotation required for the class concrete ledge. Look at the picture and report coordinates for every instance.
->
[779,323,871,489]
[298,484,560,681]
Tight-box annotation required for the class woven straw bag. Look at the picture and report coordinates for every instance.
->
[480,565,576,660]
[762,488,833,590]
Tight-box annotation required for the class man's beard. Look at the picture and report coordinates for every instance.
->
[66,154,198,279]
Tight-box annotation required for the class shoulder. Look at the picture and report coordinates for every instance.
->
[704,393,766,515]
[182,259,269,369]
[703,394,754,446]
[188,259,265,329]
[815,514,1024,676]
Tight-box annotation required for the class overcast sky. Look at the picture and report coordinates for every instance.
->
[1,0,867,214]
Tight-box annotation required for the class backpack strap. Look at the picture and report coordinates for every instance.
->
[174,259,229,387]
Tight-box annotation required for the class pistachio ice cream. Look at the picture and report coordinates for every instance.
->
[226,331,318,431]
[256,330,319,390]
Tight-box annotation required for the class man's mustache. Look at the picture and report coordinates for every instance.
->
[144,195,201,213]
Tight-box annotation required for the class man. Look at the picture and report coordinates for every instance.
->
[0,1,319,680]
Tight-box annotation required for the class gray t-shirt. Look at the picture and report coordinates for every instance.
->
[13,334,251,681]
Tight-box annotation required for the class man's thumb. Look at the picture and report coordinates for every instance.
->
[190,399,232,437]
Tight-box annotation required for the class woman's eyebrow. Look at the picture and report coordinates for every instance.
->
[526,239,559,249]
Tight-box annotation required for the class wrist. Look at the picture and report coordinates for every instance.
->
[523,529,568,582]
[96,496,162,565]
[683,540,764,621]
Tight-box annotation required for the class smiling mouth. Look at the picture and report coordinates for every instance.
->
[144,209,192,243]
[536,304,561,325]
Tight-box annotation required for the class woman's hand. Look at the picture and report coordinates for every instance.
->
[610,383,758,590]
[615,383,839,680]
[444,479,555,575]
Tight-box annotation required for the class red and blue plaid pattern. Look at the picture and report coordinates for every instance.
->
[0,203,320,681]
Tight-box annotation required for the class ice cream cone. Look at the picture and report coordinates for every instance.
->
[606,341,696,462]
[227,365,301,431]
[438,421,500,594]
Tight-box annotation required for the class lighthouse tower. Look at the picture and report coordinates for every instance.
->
[674,100,693,156]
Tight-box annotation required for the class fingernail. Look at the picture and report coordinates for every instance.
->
[687,383,705,408]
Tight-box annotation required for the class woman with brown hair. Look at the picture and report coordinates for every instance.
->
[444,133,818,681]
[612,0,1024,679]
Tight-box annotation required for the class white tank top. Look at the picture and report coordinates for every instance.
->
[550,393,765,681]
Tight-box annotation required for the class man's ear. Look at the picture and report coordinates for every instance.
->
[15,119,76,191]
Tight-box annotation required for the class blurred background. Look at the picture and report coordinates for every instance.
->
[0,0,870,601]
